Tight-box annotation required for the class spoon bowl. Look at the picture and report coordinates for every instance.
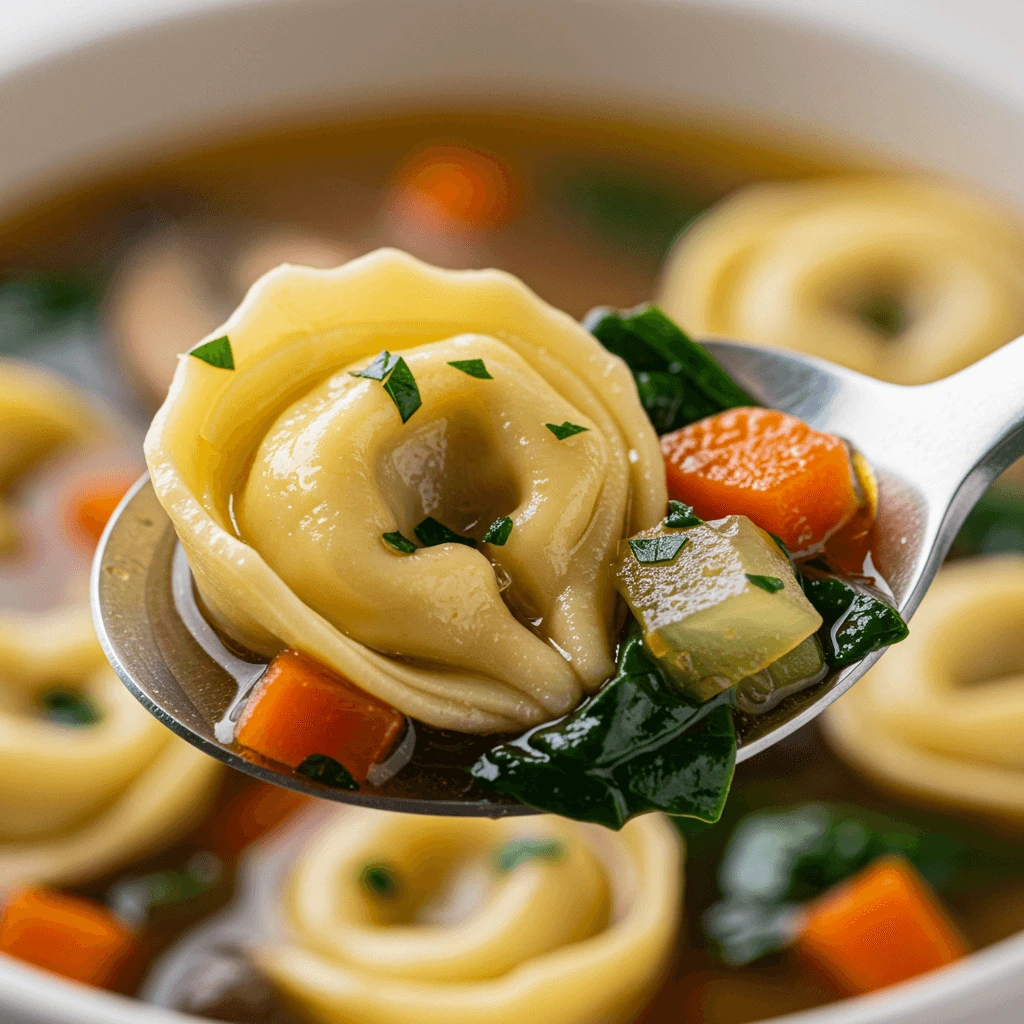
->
[91,337,1024,815]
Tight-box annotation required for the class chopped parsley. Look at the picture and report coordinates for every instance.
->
[415,517,476,548]
[746,574,785,594]
[483,516,514,545]
[360,862,401,899]
[40,689,100,727]
[189,335,234,370]
[665,500,703,529]
[629,535,689,565]
[382,531,418,553]
[351,350,422,422]
[448,358,493,379]
[493,838,565,874]
[546,421,589,440]
[296,753,359,789]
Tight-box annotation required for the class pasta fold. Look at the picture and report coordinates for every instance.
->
[146,249,665,732]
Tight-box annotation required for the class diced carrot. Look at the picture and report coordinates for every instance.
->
[662,407,861,553]
[235,650,405,784]
[394,145,515,228]
[67,475,136,547]
[795,855,968,996]
[0,887,137,989]
[207,780,312,859]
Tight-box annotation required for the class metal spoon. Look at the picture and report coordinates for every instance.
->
[91,336,1024,816]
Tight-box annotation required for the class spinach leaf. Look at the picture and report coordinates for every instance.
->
[950,484,1024,558]
[471,625,736,829]
[0,272,99,356]
[800,570,908,667]
[586,304,756,434]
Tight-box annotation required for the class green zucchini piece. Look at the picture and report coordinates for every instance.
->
[614,515,822,700]
[585,304,756,434]
[470,625,736,829]
[800,570,908,667]
[735,635,827,715]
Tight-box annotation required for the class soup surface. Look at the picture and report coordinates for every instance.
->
[1,108,1023,1024]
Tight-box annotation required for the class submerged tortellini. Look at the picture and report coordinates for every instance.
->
[257,808,681,1024]
[146,249,665,732]
[0,360,95,552]
[823,557,1024,819]
[0,604,222,886]
[659,177,1024,384]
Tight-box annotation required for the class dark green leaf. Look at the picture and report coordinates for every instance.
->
[360,862,401,899]
[951,484,1024,558]
[351,350,400,381]
[40,689,100,727]
[448,358,493,379]
[665,500,703,529]
[545,421,589,440]
[296,753,359,789]
[382,531,417,553]
[554,167,705,255]
[493,838,565,873]
[800,571,908,667]
[414,517,476,548]
[483,516,514,545]
[189,335,234,370]
[106,852,223,927]
[383,357,422,423]
[746,574,784,594]
[586,304,755,434]
[629,535,688,565]
[0,272,99,356]
[471,625,736,829]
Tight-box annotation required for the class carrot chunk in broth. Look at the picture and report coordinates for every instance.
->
[0,887,137,989]
[661,407,860,553]
[235,650,405,784]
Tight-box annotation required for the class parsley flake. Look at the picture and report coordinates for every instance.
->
[483,516,514,545]
[629,535,689,565]
[415,517,476,548]
[546,421,589,440]
[351,350,422,422]
[746,574,785,594]
[448,358,493,379]
[360,863,401,899]
[40,689,100,727]
[665,500,703,529]
[382,531,417,553]
[494,838,564,874]
[296,754,359,789]
[350,350,400,381]
[189,335,234,370]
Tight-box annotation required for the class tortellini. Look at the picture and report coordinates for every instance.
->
[256,808,681,1024]
[0,603,223,886]
[0,360,95,552]
[659,177,1024,384]
[146,249,666,732]
[823,557,1024,819]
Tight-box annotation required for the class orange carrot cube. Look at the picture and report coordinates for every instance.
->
[235,650,405,784]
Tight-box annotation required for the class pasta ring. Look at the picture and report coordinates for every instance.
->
[256,807,681,1024]
[659,177,1024,384]
[0,603,222,887]
[823,556,1024,819]
[146,249,666,733]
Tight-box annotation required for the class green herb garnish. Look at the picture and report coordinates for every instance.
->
[746,574,785,594]
[351,350,400,381]
[351,350,422,422]
[546,421,589,440]
[296,753,359,790]
[40,689,100,727]
[382,531,417,553]
[189,335,234,370]
[448,359,493,379]
[471,624,736,829]
[665,500,703,529]
[587,305,755,434]
[106,852,223,928]
[360,862,401,899]
[414,517,476,548]
[483,516,514,545]
[629,535,689,565]
[494,838,564,874]
[857,294,907,338]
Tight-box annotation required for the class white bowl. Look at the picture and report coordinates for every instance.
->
[1,1,1023,1022]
